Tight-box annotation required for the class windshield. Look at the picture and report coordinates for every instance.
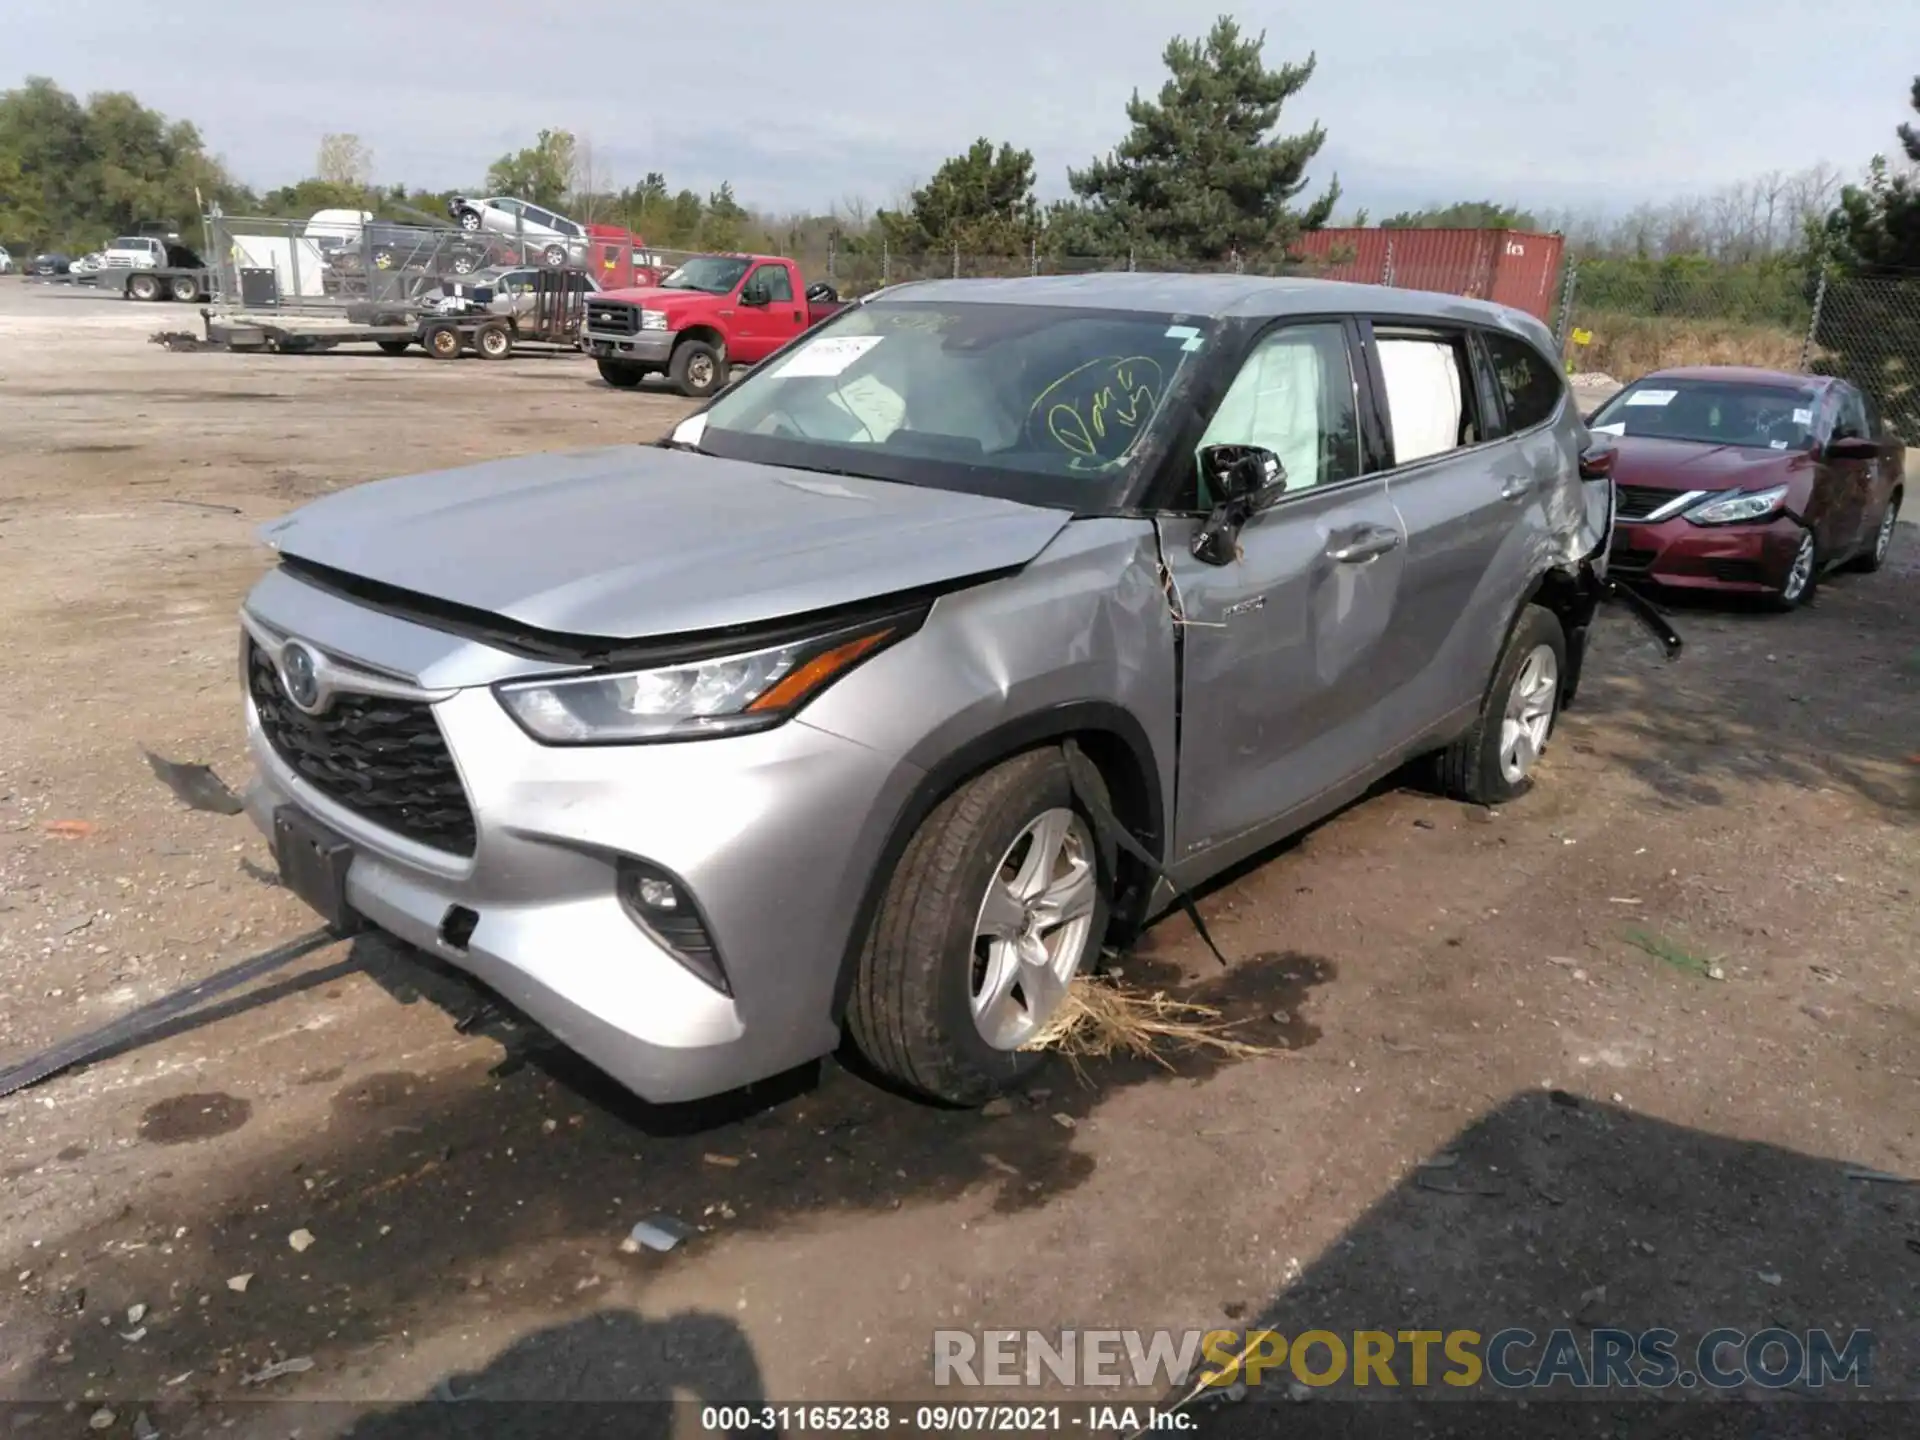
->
[660,256,751,294]
[1589,378,1820,451]
[693,300,1216,508]
[111,237,148,250]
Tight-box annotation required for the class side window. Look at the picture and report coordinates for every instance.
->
[1860,390,1883,439]
[751,264,793,303]
[1833,387,1869,441]
[522,206,555,230]
[1374,328,1485,465]
[1480,330,1564,434]
[493,199,523,218]
[1193,321,1360,506]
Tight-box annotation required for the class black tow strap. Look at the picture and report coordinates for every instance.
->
[1061,738,1230,968]
[0,928,338,1098]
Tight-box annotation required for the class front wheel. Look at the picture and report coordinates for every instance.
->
[1435,605,1567,805]
[1768,528,1818,610]
[846,747,1113,1105]
[456,208,483,232]
[669,339,727,398]
[377,339,411,356]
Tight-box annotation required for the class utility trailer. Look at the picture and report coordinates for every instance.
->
[200,268,594,361]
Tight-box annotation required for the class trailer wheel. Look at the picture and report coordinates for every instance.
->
[670,339,727,398]
[377,340,411,356]
[476,323,512,361]
[129,273,163,302]
[170,274,202,303]
[596,359,647,389]
[424,324,463,360]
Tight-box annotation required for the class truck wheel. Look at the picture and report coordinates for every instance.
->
[424,324,462,360]
[597,359,647,389]
[670,339,727,398]
[846,747,1114,1106]
[377,339,411,356]
[476,323,512,360]
[170,274,201,302]
[1434,605,1567,805]
[129,273,162,302]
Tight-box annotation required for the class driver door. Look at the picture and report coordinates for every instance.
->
[731,263,798,363]
[1156,319,1412,872]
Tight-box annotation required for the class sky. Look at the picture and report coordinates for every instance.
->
[10,0,1917,221]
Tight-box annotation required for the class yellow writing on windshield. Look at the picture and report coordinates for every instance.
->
[1032,356,1164,461]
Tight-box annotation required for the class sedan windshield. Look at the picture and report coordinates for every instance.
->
[661,256,751,294]
[692,300,1216,508]
[1588,378,1820,451]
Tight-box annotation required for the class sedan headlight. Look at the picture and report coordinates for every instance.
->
[639,309,669,331]
[495,612,919,744]
[1684,485,1789,526]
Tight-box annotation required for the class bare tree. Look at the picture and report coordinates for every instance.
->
[315,133,372,189]
[833,193,872,233]
[572,135,604,221]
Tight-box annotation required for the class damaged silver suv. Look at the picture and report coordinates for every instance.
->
[239,274,1631,1107]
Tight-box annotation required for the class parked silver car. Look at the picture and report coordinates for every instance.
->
[423,264,598,325]
[238,274,1635,1107]
[447,195,586,268]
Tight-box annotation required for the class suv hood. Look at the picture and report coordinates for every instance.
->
[1608,435,1811,494]
[260,446,1071,640]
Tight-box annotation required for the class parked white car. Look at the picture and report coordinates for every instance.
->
[446,196,586,267]
[0,245,13,275]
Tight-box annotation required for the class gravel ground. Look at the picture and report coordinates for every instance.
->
[1,279,1916,1435]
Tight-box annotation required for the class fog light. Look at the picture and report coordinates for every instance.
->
[617,858,730,995]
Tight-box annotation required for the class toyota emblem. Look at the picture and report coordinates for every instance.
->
[280,642,323,713]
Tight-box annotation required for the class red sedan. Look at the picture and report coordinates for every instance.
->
[1589,366,1905,609]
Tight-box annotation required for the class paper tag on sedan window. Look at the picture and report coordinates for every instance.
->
[1792,408,1813,425]
[1624,389,1677,407]
[1590,422,1626,436]
[776,334,883,377]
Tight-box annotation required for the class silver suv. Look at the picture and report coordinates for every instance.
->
[239,274,1630,1107]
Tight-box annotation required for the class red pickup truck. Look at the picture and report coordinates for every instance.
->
[582,253,848,397]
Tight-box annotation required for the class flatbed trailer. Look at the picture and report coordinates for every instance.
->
[117,266,219,303]
[200,309,578,361]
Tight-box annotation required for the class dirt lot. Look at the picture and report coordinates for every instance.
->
[1,280,1916,1434]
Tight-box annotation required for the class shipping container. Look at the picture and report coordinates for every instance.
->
[1288,227,1565,324]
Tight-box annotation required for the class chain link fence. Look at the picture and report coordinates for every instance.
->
[1809,274,1920,444]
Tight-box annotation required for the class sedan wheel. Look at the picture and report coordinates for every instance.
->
[970,808,1099,1051]
[1772,530,1817,610]
[458,209,482,232]
[1854,497,1901,574]
[1498,645,1559,786]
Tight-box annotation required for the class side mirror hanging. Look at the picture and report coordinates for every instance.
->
[1191,444,1285,567]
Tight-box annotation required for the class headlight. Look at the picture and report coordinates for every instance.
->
[639,309,669,331]
[1684,485,1789,526]
[495,612,919,744]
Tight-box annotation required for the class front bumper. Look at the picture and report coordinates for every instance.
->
[239,579,923,1103]
[583,329,673,364]
[1609,514,1803,592]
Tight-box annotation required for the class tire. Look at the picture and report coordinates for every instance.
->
[846,747,1115,1106]
[1435,605,1568,806]
[449,252,478,276]
[475,323,512,360]
[170,274,201,303]
[1852,491,1901,574]
[542,243,567,268]
[1767,528,1818,611]
[423,324,462,360]
[457,208,483,232]
[128,273,162,302]
[669,339,727,398]
[597,359,647,389]
[377,339,411,356]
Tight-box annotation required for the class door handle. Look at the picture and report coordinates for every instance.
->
[1500,474,1535,501]
[1327,526,1402,563]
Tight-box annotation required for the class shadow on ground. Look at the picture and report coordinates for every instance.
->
[1189,1090,1918,1438]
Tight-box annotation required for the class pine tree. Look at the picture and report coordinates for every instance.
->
[1064,15,1337,263]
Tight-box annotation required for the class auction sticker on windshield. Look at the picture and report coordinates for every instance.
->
[1624,389,1677,407]
[776,334,884,378]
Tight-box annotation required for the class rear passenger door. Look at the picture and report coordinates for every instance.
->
[1363,319,1561,738]
[1157,319,1413,867]
[1822,384,1875,558]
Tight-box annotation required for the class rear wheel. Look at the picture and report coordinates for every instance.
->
[449,251,479,276]
[1768,529,1818,610]
[847,747,1113,1106]
[377,339,411,356]
[475,323,512,360]
[542,243,568,268]
[596,359,647,389]
[128,273,162,302]
[169,274,201,302]
[423,323,462,360]
[1435,605,1567,805]
[1852,492,1901,573]
[669,339,726,398]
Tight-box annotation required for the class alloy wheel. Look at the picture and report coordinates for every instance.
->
[969,808,1098,1051]
[1781,532,1815,602]
[1874,506,1897,565]
[1498,645,1558,785]
[687,353,714,389]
